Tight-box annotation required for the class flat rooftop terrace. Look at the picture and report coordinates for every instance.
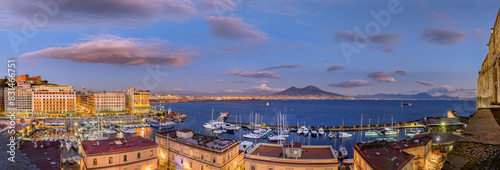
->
[156,129,239,152]
[81,136,157,155]
[249,143,335,160]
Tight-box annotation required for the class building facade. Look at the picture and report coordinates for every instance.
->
[478,12,500,108]
[4,84,33,117]
[81,136,158,170]
[155,129,244,170]
[125,87,150,115]
[392,134,433,170]
[89,92,126,115]
[244,142,340,170]
[32,85,76,117]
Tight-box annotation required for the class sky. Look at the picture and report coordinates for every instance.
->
[0,0,499,98]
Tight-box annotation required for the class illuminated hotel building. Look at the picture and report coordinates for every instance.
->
[89,92,126,115]
[32,85,76,117]
[124,87,150,115]
[81,136,158,170]
[155,129,244,170]
[4,83,33,117]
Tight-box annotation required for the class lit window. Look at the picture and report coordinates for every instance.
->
[150,150,153,156]
[251,165,256,170]
[93,158,97,165]
[109,157,113,164]
[201,153,204,160]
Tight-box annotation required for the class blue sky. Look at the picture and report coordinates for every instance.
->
[1,0,499,97]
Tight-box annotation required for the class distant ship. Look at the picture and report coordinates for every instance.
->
[266,102,269,106]
[401,102,412,106]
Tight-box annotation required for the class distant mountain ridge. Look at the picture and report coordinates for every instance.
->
[356,92,463,100]
[272,85,344,97]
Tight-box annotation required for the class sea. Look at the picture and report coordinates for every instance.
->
[63,100,477,168]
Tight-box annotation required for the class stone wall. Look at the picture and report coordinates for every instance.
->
[478,10,500,109]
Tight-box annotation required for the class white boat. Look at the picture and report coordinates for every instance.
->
[365,118,379,137]
[338,132,353,138]
[159,121,175,129]
[212,129,226,134]
[311,129,318,136]
[268,135,287,142]
[239,141,254,153]
[65,142,72,150]
[328,132,336,139]
[406,130,421,137]
[60,142,64,149]
[69,136,75,142]
[58,135,64,140]
[61,158,67,164]
[103,128,117,134]
[266,102,269,106]
[385,117,398,136]
[223,123,241,130]
[64,136,68,141]
[365,131,379,136]
[72,142,78,150]
[243,133,261,139]
[203,123,218,129]
[297,128,303,134]
[72,156,81,164]
[318,127,325,136]
[339,145,349,158]
[67,157,75,164]
[303,127,309,136]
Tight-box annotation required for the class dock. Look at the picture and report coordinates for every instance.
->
[227,119,427,132]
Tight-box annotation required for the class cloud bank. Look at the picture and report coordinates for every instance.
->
[327,65,346,72]
[329,79,374,88]
[19,34,197,66]
[333,30,402,53]
[421,29,466,45]
[368,71,396,82]
[225,70,280,79]
[417,81,437,87]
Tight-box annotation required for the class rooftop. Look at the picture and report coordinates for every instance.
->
[420,132,460,144]
[354,144,414,170]
[425,117,464,126]
[156,129,239,152]
[81,136,157,155]
[18,141,61,170]
[249,143,336,160]
[392,133,432,149]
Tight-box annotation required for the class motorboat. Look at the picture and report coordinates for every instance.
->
[65,142,72,150]
[339,145,349,159]
[103,128,117,134]
[69,136,75,142]
[212,129,226,134]
[328,132,336,139]
[159,121,175,129]
[311,129,318,137]
[318,127,325,136]
[243,133,261,139]
[268,135,286,142]
[239,141,254,153]
[223,123,241,131]
[384,128,397,136]
[297,128,303,134]
[73,142,79,150]
[203,122,219,129]
[303,127,309,136]
[338,132,352,138]
[72,156,81,164]
[406,130,421,137]
[149,123,159,128]
[67,157,75,164]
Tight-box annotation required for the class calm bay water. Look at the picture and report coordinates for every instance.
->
[146,100,476,158]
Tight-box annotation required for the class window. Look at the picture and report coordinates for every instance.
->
[137,165,141,169]
[93,158,97,165]
[150,150,153,156]
[190,149,193,156]
[201,166,204,170]
[190,161,192,168]
[137,153,141,159]
[212,156,216,163]
[268,167,274,170]
[124,155,127,162]
[181,158,183,164]
[201,153,204,160]
[293,150,298,154]
[251,165,256,170]
[172,154,175,160]
[181,147,183,153]
[109,157,113,164]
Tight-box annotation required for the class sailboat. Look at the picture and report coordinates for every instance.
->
[365,118,378,136]
[384,117,397,136]
[338,119,352,138]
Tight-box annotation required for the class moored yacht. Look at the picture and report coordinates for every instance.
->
[318,127,325,136]
[338,132,352,138]
[303,127,309,136]
[311,129,318,137]
[297,128,303,134]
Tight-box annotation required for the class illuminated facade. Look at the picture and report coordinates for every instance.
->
[89,92,126,115]
[155,129,244,170]
[125,87,150,115]
[32,85,76,117]
[81,136,157,170]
